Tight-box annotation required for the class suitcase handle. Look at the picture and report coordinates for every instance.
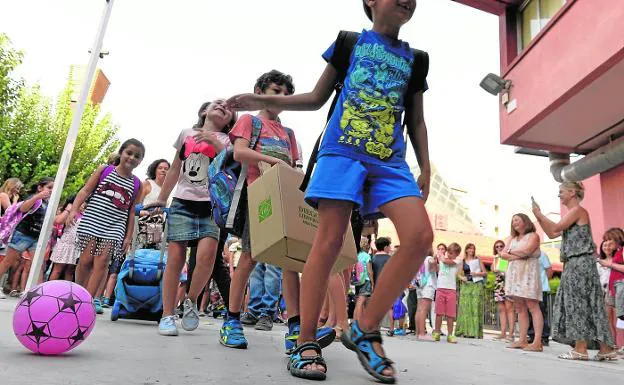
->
[129,211,168,280]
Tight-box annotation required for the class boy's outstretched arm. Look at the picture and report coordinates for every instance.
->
[227,64,338,112]
[405,92,431,202]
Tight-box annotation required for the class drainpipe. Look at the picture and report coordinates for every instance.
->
[549,135,624,183]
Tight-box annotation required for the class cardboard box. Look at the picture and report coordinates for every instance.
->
[248,164,357,273]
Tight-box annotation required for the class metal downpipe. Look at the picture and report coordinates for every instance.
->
[549,136,624,182]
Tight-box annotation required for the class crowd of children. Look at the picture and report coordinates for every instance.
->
[1,0,623,382]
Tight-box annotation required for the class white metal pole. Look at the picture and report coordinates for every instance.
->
[26,0,115,290]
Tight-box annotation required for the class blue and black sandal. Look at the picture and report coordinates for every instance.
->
[287,341,327,381]
[341,321,396,384]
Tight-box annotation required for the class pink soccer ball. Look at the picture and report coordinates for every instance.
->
[13,280,96,355]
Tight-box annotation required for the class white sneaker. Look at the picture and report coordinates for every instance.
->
[181,298,200,331]
[0,291,6,299]
[158,315,179,336]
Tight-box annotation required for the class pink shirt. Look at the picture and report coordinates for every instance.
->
[173,128,230,201]
[229,114,299,185]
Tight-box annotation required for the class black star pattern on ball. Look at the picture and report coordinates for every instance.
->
[69,327,86,346]
[23,289,41,305]
[26,322,49,345]
[59,294,79,312]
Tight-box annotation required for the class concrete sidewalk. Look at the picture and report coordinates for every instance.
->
[0,297,621,385]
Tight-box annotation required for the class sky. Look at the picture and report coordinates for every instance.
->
[0,0,562,215]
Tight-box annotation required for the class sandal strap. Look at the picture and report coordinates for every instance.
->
[353,329,383,345]
[371,357,395,374]
[290,342,327,371]
[292,341,322,355]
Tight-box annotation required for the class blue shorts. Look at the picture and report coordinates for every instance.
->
[167,198,220,242]
[8,230,38,253]
[305,155,422,218]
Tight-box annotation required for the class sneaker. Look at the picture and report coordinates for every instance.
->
[101,297,111,308]
[198,311,207,317]
[284,325,336,354]
[181,298,200,331]
[240,312,258,326]
[220,319,248,349]
[255,315,273,331]
[93,298,103,314]
[9,290,21,298]
[158,315,179,336]
[447,335,458,344]
[432,331,441,342]
[0,291,6,299]
[394,328,406,336]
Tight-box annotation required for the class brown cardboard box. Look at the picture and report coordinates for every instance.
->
[248,164,357,273]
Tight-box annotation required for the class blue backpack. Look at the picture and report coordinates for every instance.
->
[207,116,263,237]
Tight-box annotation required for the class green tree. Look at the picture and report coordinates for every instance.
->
[0,34,119,199]
[0,33,24,141]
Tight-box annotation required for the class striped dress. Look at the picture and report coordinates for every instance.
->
[76,168,136,262]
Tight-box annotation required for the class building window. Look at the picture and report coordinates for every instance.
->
[519,0,566,50]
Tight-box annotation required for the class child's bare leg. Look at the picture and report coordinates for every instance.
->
[360,197,432,329]
[64,265,76,281]
[49,263,65,281]
[282,270,300,319]
[200,285,210,313]
[434,315,443,333]
[416,299,432,336]
[329,274,349,332]
[228,251,256,313]
[359,197,432,376]
[319,294,330,326]
[19,259,32,291]
[75,241,96,287]
[86,245,112,297]
[162,241,186,317]
[447,317,455,335]
[298,199,353,373]
[187,237,218,303]
[95,270,108,298]
[104,274,117,299]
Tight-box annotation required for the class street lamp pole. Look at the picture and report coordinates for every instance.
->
[25,0,115,290]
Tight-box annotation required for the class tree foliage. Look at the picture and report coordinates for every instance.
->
[0,33,119,199]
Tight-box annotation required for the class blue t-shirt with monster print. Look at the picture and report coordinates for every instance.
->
[320,29,428,166]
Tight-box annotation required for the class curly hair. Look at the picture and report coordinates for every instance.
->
[146,159,170,180]
[254,70,295,95]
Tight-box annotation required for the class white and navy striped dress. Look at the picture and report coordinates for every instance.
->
[76,168,136,262]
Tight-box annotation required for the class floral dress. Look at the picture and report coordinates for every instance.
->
[504,234,542,301]
[552,223,614,348]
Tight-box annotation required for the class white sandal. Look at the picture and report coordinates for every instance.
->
[558,350,588,361]
[593,351,618,361]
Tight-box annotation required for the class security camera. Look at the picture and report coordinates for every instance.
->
[479,73,512,96]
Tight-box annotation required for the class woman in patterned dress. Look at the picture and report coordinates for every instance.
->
[533,181,617,361]
[500,213,543,352]
[492,240,515,341]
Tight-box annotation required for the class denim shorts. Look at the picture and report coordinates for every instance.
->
[305,154,422,218]
[167,198,220,242]
[355,280,373,297]
[8,230,38,253]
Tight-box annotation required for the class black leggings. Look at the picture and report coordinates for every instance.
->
[186,231,231,307]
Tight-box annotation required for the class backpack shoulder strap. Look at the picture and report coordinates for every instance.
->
[249,116,263,150]
[98,165,115,184]
[299,31,361,193]
[131,176,141,201]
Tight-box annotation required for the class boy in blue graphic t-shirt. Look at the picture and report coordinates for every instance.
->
[228,0,432,382]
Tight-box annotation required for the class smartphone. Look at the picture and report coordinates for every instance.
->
[530,196,536,204]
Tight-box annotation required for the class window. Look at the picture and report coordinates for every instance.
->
[520,0,566,50]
